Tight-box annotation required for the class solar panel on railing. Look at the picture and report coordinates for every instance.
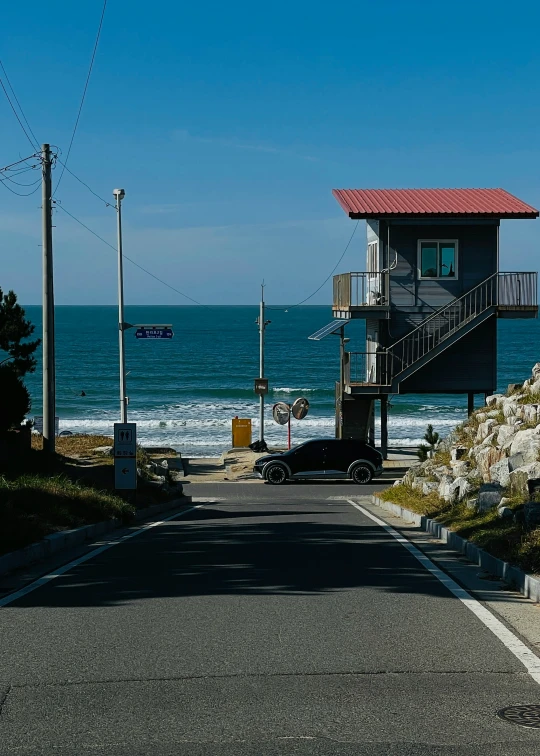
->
[307,320,350,341]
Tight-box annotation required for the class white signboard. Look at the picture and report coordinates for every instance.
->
[114,457,137,490]
[114,422,137,458]
[33,416,59,436]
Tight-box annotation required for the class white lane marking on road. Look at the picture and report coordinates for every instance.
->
[0,505,202,609]
[347,499,540,686]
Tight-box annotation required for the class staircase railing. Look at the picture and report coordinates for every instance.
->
[387,273,498,381]
[348,272,537,386]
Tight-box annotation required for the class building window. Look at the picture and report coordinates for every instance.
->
[418,240,457,279]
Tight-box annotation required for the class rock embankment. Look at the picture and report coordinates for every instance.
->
[402,362,540,528]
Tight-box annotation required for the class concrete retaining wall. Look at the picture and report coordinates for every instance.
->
[0,496,192,578]
[372,494,540,604]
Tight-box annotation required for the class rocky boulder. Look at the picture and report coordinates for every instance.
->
[497,424,517,449]
[451,446,468,462]
[524,502,540,527]
[476,483,504,512]
[522,405,539,424]
[475,446,506,482]
[412,477,429,492]
[476,419,498,442]
[450,460,469,477]
[489,457,512,488]
[450,477,472,502]
[502,401,519,419]
[485,394,505,408]
[508,428,540,461]
[509,462,540,495]
[438,475,455,502]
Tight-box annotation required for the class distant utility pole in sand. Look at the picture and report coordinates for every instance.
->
[114,188,127,423]
[42,144,56,454]
[256,284,271,443]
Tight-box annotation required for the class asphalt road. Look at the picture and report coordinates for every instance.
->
[1,482,540,755]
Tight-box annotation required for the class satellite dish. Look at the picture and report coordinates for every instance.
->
[272,402,290,425]
[291,397,310,420]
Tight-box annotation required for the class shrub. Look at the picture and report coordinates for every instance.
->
[0,367,31,434]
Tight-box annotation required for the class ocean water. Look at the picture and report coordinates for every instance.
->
[21,306,540,457]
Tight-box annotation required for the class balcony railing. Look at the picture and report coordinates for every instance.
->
[333,272,389,310]
[346,351,391,386]
[498,271,538,307]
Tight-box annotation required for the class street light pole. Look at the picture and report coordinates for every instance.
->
[259,285,265,442]
[114,188,127,423]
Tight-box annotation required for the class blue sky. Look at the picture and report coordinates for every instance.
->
[1,0,540,305]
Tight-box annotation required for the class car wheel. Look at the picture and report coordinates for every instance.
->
[264,463,288,485]
[351,464,373,485]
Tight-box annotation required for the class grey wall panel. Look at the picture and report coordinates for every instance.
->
[399,317,497,393]
[388,222,497,311]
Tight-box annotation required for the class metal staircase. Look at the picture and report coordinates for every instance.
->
[347,272,537,392]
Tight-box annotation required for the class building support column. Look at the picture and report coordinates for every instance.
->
[368,404,375,446]
[380,396,388,460]
[468,392,475,416]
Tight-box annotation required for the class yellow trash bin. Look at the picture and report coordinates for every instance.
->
[232,417,252,448]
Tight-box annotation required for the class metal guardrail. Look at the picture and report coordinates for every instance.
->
[498,271,537,307]
[333,272,389,309]
[346,272,537,386]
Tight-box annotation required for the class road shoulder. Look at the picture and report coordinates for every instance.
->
[352,495,540,657]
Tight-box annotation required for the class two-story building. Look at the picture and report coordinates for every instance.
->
[310,188,538,457]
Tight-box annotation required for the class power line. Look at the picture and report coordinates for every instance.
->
[1,173,41,187]
[0,59,39,150]
[0,73,38,151]
[0,153,40,174]
[0,151,41,196]
[54,202,208,306]
[55,0,108,191]
[0,177,40,197]
[54,157,114,209]
[266,220,360,311]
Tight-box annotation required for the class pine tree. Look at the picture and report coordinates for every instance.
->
[423,424,440,457]
[417,444,429,462]
[0,288,39,433]
[0,287,40,376]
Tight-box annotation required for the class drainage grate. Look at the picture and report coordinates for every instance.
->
[498,705,540,729]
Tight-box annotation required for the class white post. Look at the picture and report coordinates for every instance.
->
[259,286,265,442]
[114,188,127,423]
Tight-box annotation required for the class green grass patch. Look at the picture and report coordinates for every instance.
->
[379,483,448,517]
[518,391,540,405]
[0,474,135,556]
[432,449,451,466]
[379,486,540,575]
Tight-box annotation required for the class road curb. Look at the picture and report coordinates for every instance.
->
[372,494,540,604]
[0,496,193,578]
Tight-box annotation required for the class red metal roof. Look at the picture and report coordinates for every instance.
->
[332,188,539,219]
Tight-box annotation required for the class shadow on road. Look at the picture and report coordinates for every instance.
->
[7,502,452,608]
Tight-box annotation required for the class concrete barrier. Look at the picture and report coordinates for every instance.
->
[0,496,193,578]
[372,494,540,604]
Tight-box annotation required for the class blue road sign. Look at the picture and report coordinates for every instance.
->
[135,328,173,339]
